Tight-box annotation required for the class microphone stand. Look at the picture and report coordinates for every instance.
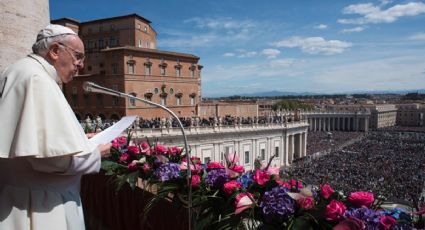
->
[83,81,193,230]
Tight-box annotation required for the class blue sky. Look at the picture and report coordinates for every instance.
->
[50,0,425,97]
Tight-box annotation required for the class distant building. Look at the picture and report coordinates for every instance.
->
[396,104,425,127]
[52,14,202,120]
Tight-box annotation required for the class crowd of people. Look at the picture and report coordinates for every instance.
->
[290,131,425,207]
[306,131,365,155]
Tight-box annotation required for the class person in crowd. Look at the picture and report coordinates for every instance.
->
[0,24,111,230]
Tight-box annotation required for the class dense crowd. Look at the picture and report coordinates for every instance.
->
[306,131,365,155]
[290,131,425,207]
[380,125,425,132]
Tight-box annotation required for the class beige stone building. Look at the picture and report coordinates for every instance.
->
[396,104,425,127]
[52,14,202,120]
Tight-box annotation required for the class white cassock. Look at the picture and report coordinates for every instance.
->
[0,54,101,230]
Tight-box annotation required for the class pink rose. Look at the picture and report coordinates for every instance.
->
[266,166,279,176]
[226,153,239,165]
[321,184,335,200]
[191,175,201,188]
[119,153,130,162]
[231,165,245,173]
[154,144,168,154]
[127,146,140,155]
[111,139,120,149]
[207,162,225,169]
[234,192,254,215]
[333,217,365,230]
[143,163,151,173]
[190,156,201,165]
[223,180,241,195]
[298,197,315,210]
[347,192,374,208]
[180,161,202,174]
[128,162,138,171]
[379,216,396,230]
[168,146,182,156]
[253,169,270,186]
[325,200,347,221]
[276,179,291,188]
[141,142,150,150]
[117,136,127,145]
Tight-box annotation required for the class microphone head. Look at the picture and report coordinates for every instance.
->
[82,81,94,92]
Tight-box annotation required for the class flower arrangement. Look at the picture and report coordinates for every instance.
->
[101,135,421,230]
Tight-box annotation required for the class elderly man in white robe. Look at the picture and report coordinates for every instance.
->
[0,24,111,230]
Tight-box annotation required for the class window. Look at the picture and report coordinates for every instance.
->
[144,64,151,75]
[137,24,141,29]
[146,41,149,48]
[261,149,265,161]
[275,146,279,157]
[112,96,118,106]
[129,93,137,106]
[160,96,167,105]
[98,39,104,48]
[190,69,195,77]
[244,151,250,164]
[138,39,143,47]
[190,96,195,106]
[109,37,117,47]
[160,65,166,76]
[112,63,118,74]
[128,63,134,74]
[176,97,181,105]
[175,65,181,77]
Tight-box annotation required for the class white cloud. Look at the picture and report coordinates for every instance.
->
[409,32,425,41]
[379,0,393,6]
[272,36,352,55]
[236,49,257,58]
[223,52,235,57]
[261,49,281,59]
[184,17,256,31]
[269,59,295,67]
[341,26,365,33]
[338,2,425,25]
[314,24,328,30]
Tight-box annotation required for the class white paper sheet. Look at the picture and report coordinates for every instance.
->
[89,116,137,145]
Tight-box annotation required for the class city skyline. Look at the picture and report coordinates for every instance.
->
[50,0,425,97]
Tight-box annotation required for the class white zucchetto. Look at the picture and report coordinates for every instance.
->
[36,24,77,42]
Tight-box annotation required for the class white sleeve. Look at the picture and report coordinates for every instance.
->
[26,148,101,175]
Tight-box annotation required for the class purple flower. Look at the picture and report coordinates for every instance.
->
[345,207,383,230]
[260,186,296,223]
[205,168,228,189]
[237,172,253,189]
[154,163,180,182]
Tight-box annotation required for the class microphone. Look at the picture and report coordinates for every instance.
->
[82,81,123,97]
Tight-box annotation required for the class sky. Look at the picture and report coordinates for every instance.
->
[50,0,425,97]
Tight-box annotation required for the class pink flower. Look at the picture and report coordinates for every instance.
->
[119,153,130,162]
[298,197,315,210]
[154,144,168,154]
[223,180,241,195]
[321,184,335,200]
[191,175,201,188]
[167,146,182,156]
[127,162,138,171]
[266,166,279,176]
[325,200,347,222]
[289,179,304,189]
[127,146,140,155]
[379,216,396,230]
[190,156,201,165]
[253,169,270,186]
[347,192,374,208]
[276,179,291,188]
[226,152,239,165]
[231,165,245,173]
[143,163,151,173]
[180,161,202,174]
[207,162,225,169]
[117,136,127,145]
[333,217,365,230]
[141,142,150,150]
[234,192,254,215]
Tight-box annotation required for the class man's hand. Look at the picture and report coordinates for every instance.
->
[97,143,112,158]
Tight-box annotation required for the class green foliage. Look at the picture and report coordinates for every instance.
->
[272,100,314,111]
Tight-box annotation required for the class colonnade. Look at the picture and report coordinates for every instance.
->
[304,113,369,132]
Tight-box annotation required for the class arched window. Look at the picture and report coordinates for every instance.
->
[129,92,137,106]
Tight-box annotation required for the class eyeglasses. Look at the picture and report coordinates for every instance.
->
[57,42,85,63]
